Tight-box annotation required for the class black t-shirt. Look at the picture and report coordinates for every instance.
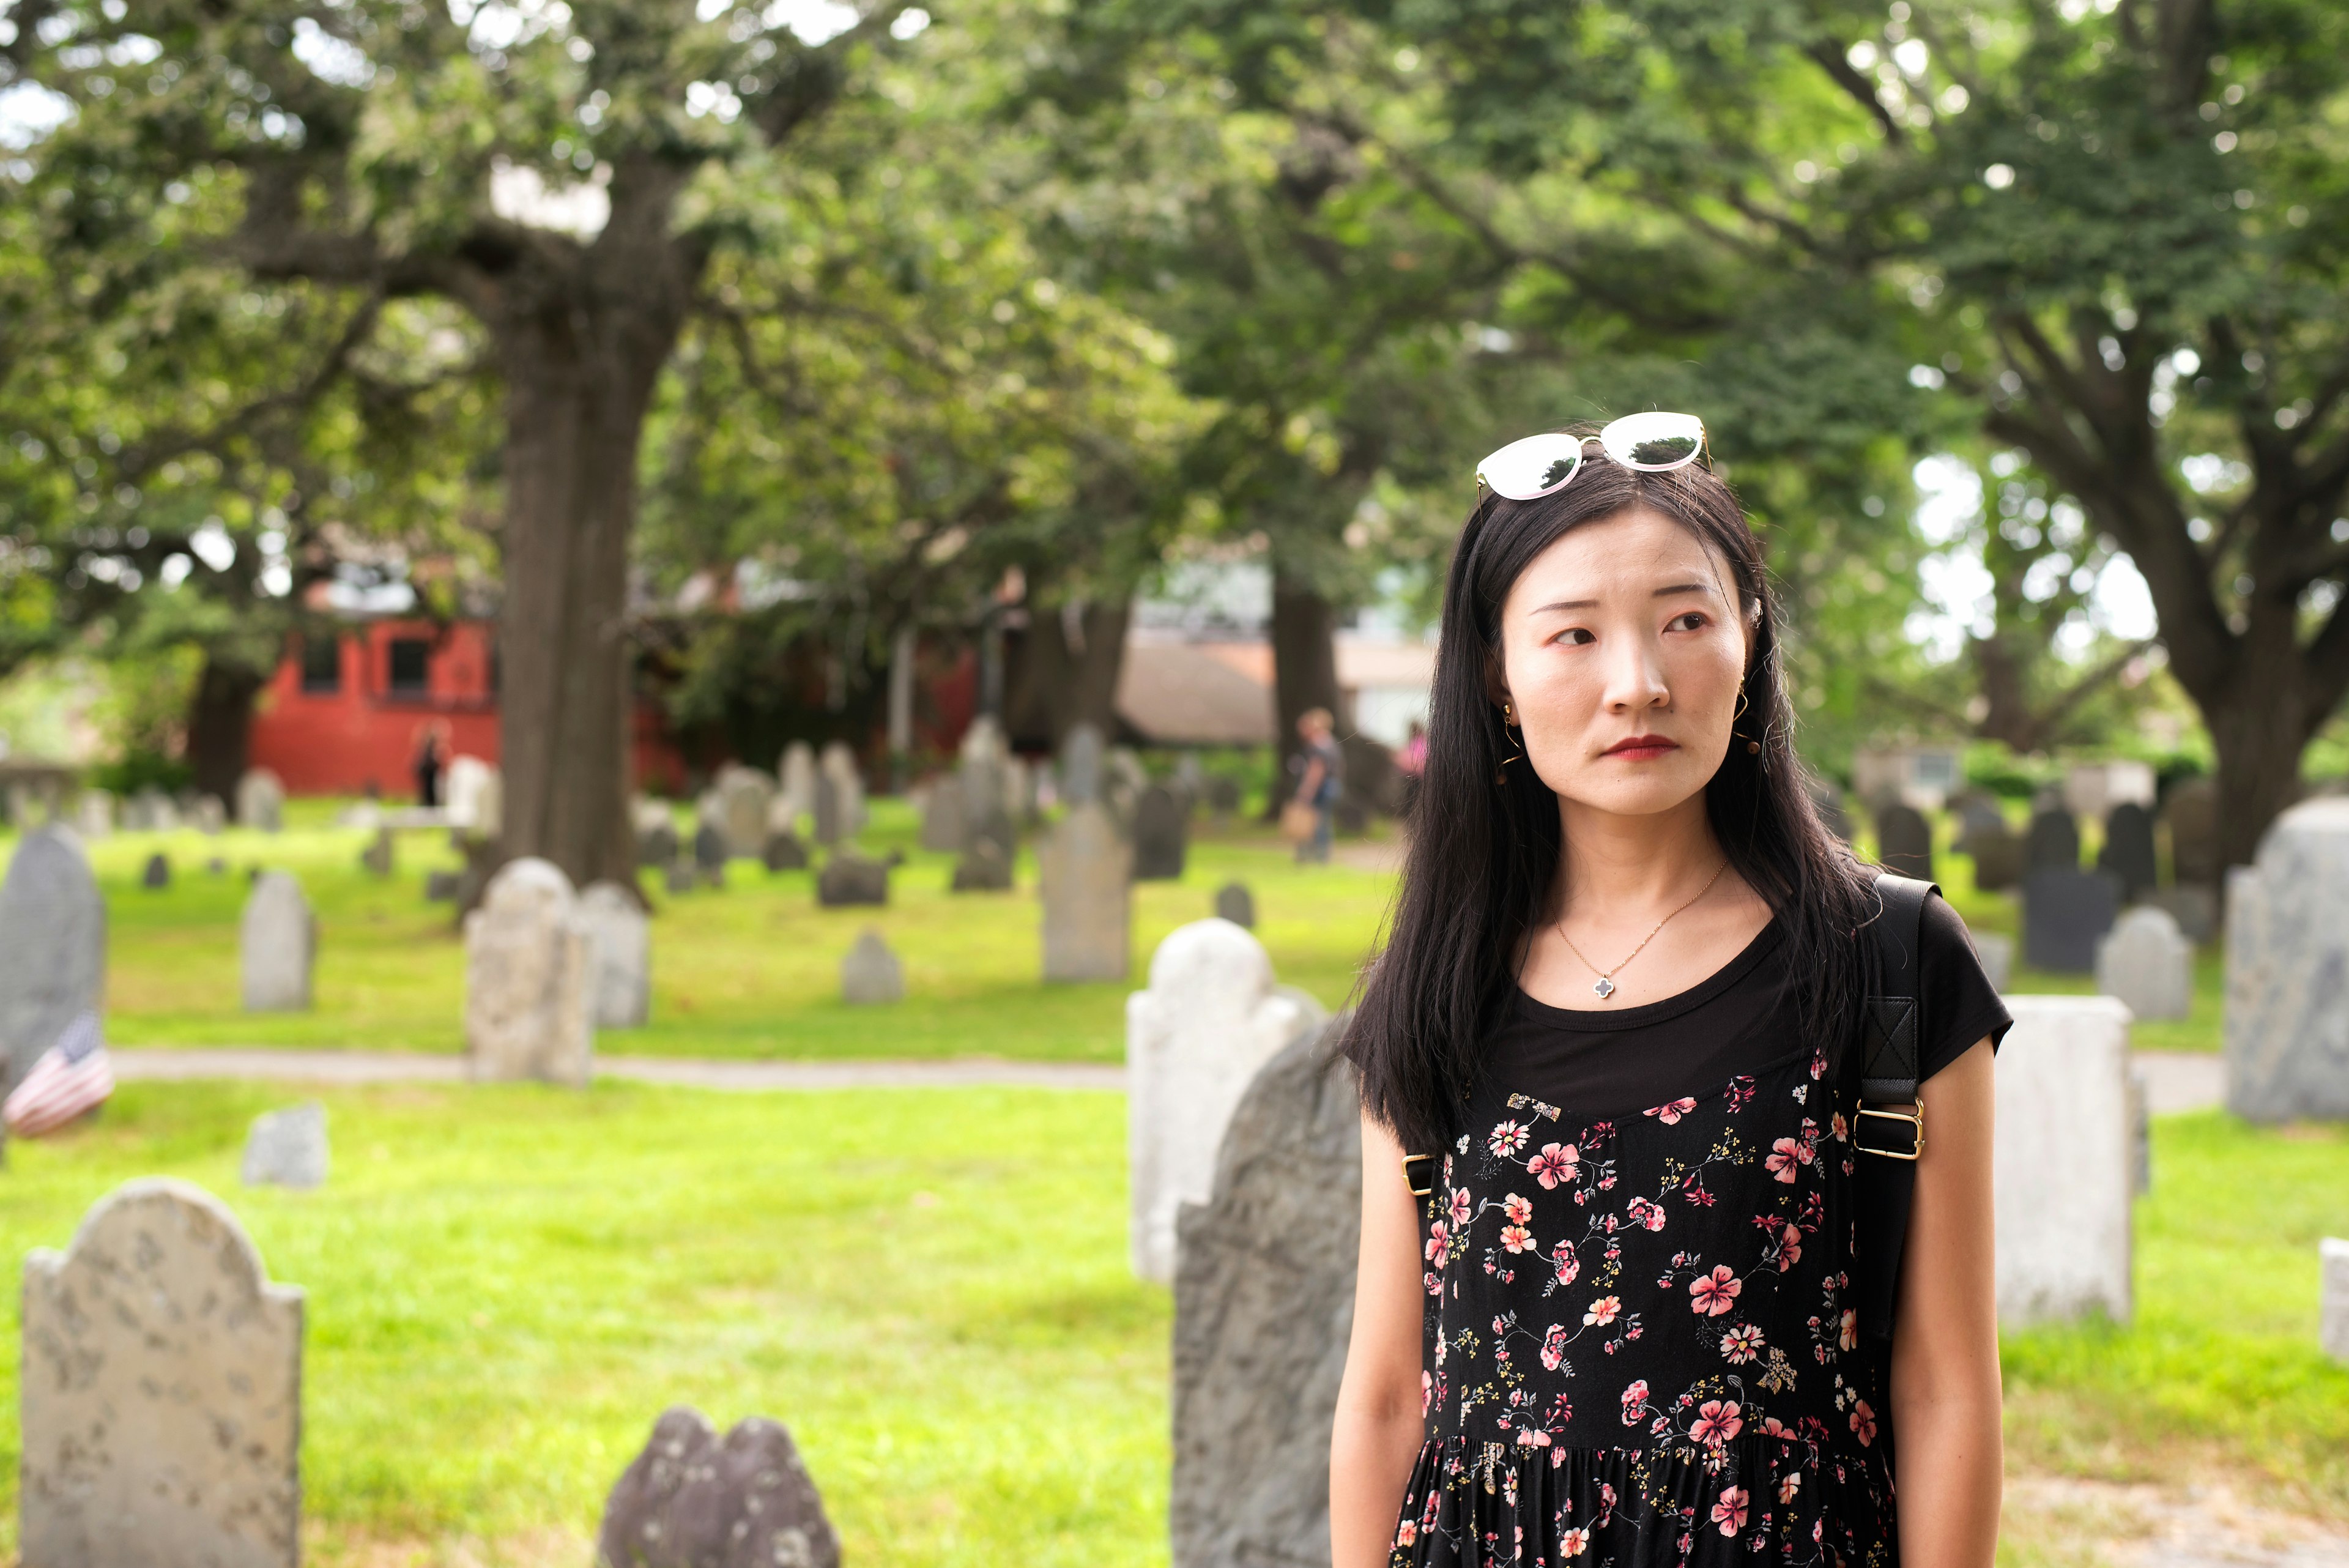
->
[1485,893,2009,1116]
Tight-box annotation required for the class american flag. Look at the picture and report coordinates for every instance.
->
[4,1011,113,1138]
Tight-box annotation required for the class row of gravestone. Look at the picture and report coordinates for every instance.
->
[20,768,291,839]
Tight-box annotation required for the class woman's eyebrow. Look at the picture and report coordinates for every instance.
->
[1527,581,1715,615]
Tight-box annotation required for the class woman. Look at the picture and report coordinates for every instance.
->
[1330,417,2006,1567]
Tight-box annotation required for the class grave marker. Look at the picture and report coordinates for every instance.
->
[951,839,1012,892]
[236,768,284,831]
[2097,801,2159,901]
[2162,777,2220,887]
[242,1102,328,1190]
[818,742,865,835]
[1994,997,2132,1325]
[1874,803,1934,882]
[2096,905,2191,1020]
[1967,820,2024,892]
[464,858,594,1087]
[692,822,729,874]
[718,766,774,858]
[663,863,694,896]
[141,851,171,890]
[360,828,395,877]
[841,929,904,1005]
[816,852,888,907]
[0,827,106,1096]
[1040,801,1130,981]
[812,772,842,846]
[579,882,651,1029]
[193,794,227,834]
[1060,722,1104,806]
[920,776,968,853]
[764,830,809,871]
[240,871,315,1012]
[779,741,817,827]
[596,1406,840,1568]
[2021,867,2119,974]
[1133,785,1189,880]
[1214,882,1255,928]
[2224,798,2349,1121]
[444,756,496,828]
[2321,1238,2349,1365]
[2025,806,2080,872]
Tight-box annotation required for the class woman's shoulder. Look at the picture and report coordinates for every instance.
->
[1915,888,2013,1077]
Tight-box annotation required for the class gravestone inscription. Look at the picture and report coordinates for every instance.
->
[241,871,315,1012]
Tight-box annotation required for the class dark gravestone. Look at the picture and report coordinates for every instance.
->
[1214,883,1255,928]
[1968,823,2024,892]
[1205,776,1242,818]
[0,827,106,1096]
[1806,779,1852,842]
[692,824,728,873]
[1173,1019,1355,1568]
[968,803,1016,860]
[763,831,809,872]
[812,774,842,846]
[638,822,678,871]
[1952,795,2008,853]
[2022,868,2120,975]
[595,1405,839,1568]
[2098,802,2159,901]
[2162,777,2220,887]
[1133,786,1189,880]
[425,870,461,902]
[1874,804,1934,882]
[141,852,171,890]
[2025,808,2080,872]
[663,863,695,896]
[951,839,1012,892]
[815,853,888,907]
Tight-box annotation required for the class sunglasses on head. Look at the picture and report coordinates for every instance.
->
[1474,412,1709,502]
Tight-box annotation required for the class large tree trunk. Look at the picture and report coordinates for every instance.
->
[1006,595,1132,747]
[185,651,266,807]
[1267,564,1341,816]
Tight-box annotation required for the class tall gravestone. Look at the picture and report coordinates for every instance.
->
[579,881,651,1028]
[240,871,316,1013]
[464,858,594,1086]
[718,767,774,859]
[1995,997,2132,1325]
[2022,867,2118,974]
[1874,803,1934,882]
[920,776,968,853]
[0,827,106,1104]
[596,1406,841,1568]
[2098,801,2159,902]
[1060,723,1104,806]
[1969,820,2024,893]
[1172,1019,1356,1568]
[1041,801,1130,981]
[779,741,817,829]
[22,1179,304,1568]
[1132,785,1189,881]
[818,743,865,836]
[2162,777,2221,888]
[812,773,842,846]
[2225,798,2349,1121]
[236,768,284,831]
[2096,905,2192,1020]
[959,715,1009,825]
[2025,806,2080,871]
[444,756,495,828]
[1128,920,1327,1283]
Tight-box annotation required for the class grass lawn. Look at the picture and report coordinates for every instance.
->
[0,1086,2339,1566]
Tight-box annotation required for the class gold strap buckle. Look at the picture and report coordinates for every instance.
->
[1401,1153,1436,1197]
[1855,1102,1924,1161]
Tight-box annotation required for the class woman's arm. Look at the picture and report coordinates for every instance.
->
[1890,1036,2003,1567]
[1331,1110,1428,1568]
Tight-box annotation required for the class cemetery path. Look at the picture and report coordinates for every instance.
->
[111,1049,1127,1091]
[2006,1474,2349,1566]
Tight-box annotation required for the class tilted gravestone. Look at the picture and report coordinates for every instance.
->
[1214,882,1255,929]
[2025,806,2080,872]
[951,839,1012,892]
[2097,801,2159,902]
[1172,1018,1356,1568]
[1994,997,2132,1325]
[1128,920,1327,1283]
[464,858,594,1087]
[1059,722,1105,806]
[1874,803,1934,882]
[2162,776,2221,887]
[2096,905,2192,1019]
[240,871,315,1012]
[22,1179,304,1568]
[579,882,651,1029]
[141,851,172,890]
[816,852,888,907]
[818,743,865,836]
[763,830,809,872]
[1041,801,1130,982]
[1132,785,1189,881]
[919,776,968,853]
[811,773,842,846]
[0,827,106,1101]
[235,767,284,831]
[778,741,817,828]
[840,928,904,1005]
[1968,821,2024,893]
[2021,868,2119,975]
[595,1405,839,1568]
[242,1102,328,1190]
[2224,798,2349,1121]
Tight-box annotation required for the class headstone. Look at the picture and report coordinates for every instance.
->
[2021,868,2119,974]
[0,827,106,1094]
[2129,1065,2151,1195]
[360,827,395,877]
[454,836,499,911]
[1172,1019,1356,1568]
[240,871,315,1013]
[193,794,227,834]
[2146,883,2217,944]
[763,830,809,872]
[75,788,113,839]
[816,852,888,907]
[2025,806,2080,872]
[1004,754,1037,823]
[950,839,1012,892]
[141,850,171,890]
[1214,882,1255,928]
[2224,800,2349,1121]
[718,766,774,859]
[1951,794,2007,853]
[1205,776,1241,820]
[444,756,495,828]
[664,863,695,896]
[595,1406,840,1568]
[959,717,1009,827]
[779,741,817,827]
[235,768,284,831]
[639,819,680,870]
[840,928,904,1005]
[2321,1238,2349,1365]
[818,742,864,835]
[1805,778,1851,842]
[1994,996,2132,1325]
[1874,803,1933,882]
[1968,821,2024,893]
[2096,905,2192,1019]
[22,1178,303,1568]
[2097,801,2159,901]
[579,881,651,1029]
[812,773,842,847]
[128,786,179,832]
[241,1102,328,1189]
[1040,801,1130,982]
[1060,722,1104,806]
[692,822,728,874]
[1129,920,1327,1282]
[920,776,968,853]
[2162,777,2220,886]
[426,869,461,902]
[1970,931,2013,992]
[463,858,593,1087]
[1133,785,1189,880]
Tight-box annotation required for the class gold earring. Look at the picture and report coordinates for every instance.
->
[1496,702,1524,786]
[1733,687,1761,754]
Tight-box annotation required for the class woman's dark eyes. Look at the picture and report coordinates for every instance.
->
[1668,612,1709,632]
[1558,628,1596,646]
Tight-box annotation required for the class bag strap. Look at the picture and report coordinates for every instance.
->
[1854,871,1933,1342]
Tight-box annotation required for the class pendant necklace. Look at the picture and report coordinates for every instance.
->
[1557,858,1731,1000]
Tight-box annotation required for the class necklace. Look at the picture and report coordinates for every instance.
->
[1556,858,1731,999]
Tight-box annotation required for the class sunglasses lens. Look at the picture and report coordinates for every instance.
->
[1477,434,1585,500]
[1601,412,1705,469]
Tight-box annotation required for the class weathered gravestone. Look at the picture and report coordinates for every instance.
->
[580,882,651,1029]
[0,827,106,1099]
[1133,785,1189,881]
[818,742,865,836]
[2162,776,2221,887]
[2096,905,2192,1020]
[464,858,594,1087]
[920,776,968,853]
[1060,722,1104,806]
[2025,806,2080,872]
[718,766,773,859]
[2321,1238,2349,1365]
[816,852,888,907]
[1041,801,1130,982]
[1204,776,1242,821]
[692,822,729,874]
[360,827,395,877]
[2022,868,2119,975]
[1951,794,2007,852]
[21,1178,303,1568]
[811,773,843,847]
[778,741,817,827]
[2097,801,2159,902]
[1967,820,2025,893]
[240,871,315,1012]
[1214,882,1255,929]
[2147,883,2217,944]
[2224,798,2349,1121]
[950,839,1012,892]
[141,851,171,890]
[236,767,284,831]
[763,830,809,872]
[595,1405,839,1568]
[1172,1018,1356,1568]
[1874,803,1934,882]
[1995,996,2132,1325]
[840,928,904,1005]
[664,863,695,896]
[193,794,228,834]
[74,788,113,840]
[1128,919,1327,1282]
[242,1102,328,1190]
[444,756,496,828]
[639,819,680,871]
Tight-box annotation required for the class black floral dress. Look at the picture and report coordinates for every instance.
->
[1392,1039,1897,1566]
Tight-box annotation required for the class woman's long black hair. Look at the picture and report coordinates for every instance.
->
[1343,443,1880,1156]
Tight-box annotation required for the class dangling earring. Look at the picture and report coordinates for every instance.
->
[1732,687,1761,754]
[1496,702,1526,786]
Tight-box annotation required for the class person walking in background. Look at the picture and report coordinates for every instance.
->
[1291,707,1343,865]
[412,721,447,809]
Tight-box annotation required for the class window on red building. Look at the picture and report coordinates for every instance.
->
[388,639,431,697]
[300,635,342,694]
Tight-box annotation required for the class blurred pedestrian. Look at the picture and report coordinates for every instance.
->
[1291,707,1342,864]
[412,721,447,809]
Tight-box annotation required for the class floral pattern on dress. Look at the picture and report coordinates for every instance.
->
[1393,1046,1897,1566]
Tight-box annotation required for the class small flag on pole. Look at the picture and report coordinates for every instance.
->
[4,1011,113,1138]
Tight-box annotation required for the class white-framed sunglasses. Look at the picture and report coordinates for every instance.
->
[1474,412,1709,502]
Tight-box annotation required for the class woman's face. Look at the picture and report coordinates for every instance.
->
[1492,507,1751,822]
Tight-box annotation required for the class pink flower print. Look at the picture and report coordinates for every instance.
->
[1448,1187,1472,1229]
[1766,1137,1804,1183]
[1831,1111,1850,1142]
[1488,1120,1530,1157]
[1618,1381,1650,1425]
[1584,1294,1621,1327]
[1839,1308,1859,1350]
[1527,1142,1579,1189]
[1759,1415,1790,1438]
[1513,1427,1551,1446]
[1626,1196,1667,1232]
[1646,1096,1698,1125]
[1424,1221,1451,1268]
[1850,1398,1878,1446]
[1720,1323,1765,1364]
[1778,1471,1802,1504]
[1551,1243,1581,1286]
[1560,1525,1590,1555]
[1501,1223,1535,1253]
[1710,1484,1750,1536]
[1690,1264,1743,1316]
[1421,1370,1433,1416]
[1502,1192,1533,1225]
[1395,1519,1417,1547]
[1540,1324,1570,1370]
[1777,1223,1804,1272]
[1691,1398,1743,1447]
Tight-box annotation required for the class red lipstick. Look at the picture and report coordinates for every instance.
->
[1603,734,1680,760]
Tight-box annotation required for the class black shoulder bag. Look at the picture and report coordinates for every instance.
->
[1853,871,1934,1341]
